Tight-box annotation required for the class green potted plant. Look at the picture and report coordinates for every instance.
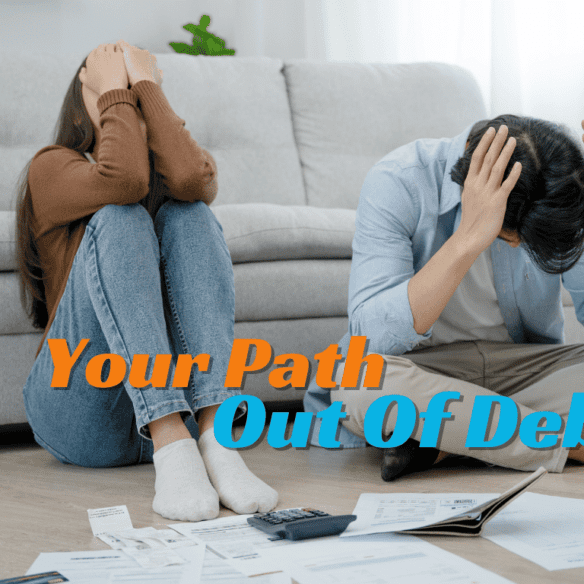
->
[169,15,236,56]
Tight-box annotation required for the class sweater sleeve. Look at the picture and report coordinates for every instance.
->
[131,80,218,205]
[30,89,150,231]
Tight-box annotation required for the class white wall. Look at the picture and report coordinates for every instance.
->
[0,0,324,60]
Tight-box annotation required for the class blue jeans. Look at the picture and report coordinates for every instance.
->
[23,201,242,467]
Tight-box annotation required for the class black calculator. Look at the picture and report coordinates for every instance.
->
[247,508,357,541]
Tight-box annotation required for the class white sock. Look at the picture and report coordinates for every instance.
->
[152,438,219,522]
[198,429,279,514]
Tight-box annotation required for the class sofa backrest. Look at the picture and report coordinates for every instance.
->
[284,60,487,208]
[0,53,485,213]
[0,53,305,211]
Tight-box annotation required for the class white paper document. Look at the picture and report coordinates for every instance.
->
[202,548,291,583]
[344,492,497,536]
[343,467,547,537]
[169,515,294,576]
[258,537,515,584]
[26,549,200,584]
[87,505,133,536]
[98,526,202,570]
[483,492,584,571]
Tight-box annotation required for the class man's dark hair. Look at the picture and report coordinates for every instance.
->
[451,114,584,274]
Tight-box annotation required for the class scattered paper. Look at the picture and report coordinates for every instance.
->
[483,492,584,571]
[169,515,294,576]
[97,527,204,571]
[258,536,516,584]
[201,548,291,583]
[343,467,547,537]
[87,506,133,537]
[26,550,194,584]
[344,492,496,536]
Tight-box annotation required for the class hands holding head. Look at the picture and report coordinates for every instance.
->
[117,39,163,87]
[79,40,163,97]
[457,125,522,253]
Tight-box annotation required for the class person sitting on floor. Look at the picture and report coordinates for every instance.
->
[16,41,278,521]
[305,115,584,480]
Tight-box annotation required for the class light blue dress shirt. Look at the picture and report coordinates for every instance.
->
[304,123,584,448]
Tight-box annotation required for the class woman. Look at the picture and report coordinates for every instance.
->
[16,41,278,521]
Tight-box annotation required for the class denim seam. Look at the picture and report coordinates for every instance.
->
[148,400,192,414]
[160,254,196,393]
[191,390,240,403]
[85,224,150,426]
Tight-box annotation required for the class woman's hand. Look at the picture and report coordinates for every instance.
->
[117,39,163,87]
[81,43,129,96]
[456,125,522,254]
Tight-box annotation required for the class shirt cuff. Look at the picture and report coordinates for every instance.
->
[355,279,433,354]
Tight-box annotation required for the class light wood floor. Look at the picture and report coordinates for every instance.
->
[2,429,584,583]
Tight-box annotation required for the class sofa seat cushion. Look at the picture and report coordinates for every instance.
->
[0,272,38,334]
[1,204,356,273]
[234,259,351,321]
[213,203,355,263]
[0,258,351,334]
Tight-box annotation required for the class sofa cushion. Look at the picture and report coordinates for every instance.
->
[0,272,37,335]
[0,147,39,212]
[0,211,16,271]
[0,53,306,210]
[155,54,305,207]
[212,204,355,263]
[234,259,351,321]
[284,61,487,209]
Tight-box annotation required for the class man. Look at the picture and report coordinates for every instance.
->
[304,115,584,480]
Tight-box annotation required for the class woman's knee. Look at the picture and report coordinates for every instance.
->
[155,199,222,238]
[89,203,156,242]
[85,203,159,265]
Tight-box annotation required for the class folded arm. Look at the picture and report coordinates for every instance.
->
[131,80,218,205]
[30,89,150,232]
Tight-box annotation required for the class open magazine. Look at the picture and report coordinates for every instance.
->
[342,466,548,537]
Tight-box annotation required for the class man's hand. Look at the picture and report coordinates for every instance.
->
[456,125,522,254]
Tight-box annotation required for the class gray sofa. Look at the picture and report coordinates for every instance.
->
[2,53,582,430]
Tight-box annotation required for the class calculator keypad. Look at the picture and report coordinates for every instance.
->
[258,508,330,524]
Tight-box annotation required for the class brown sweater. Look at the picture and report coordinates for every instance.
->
[29,80,218,357]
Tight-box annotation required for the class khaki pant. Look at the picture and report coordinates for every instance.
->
[332,341,584,472]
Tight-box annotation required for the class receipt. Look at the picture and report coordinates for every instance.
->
[87,506,134,537]
[98,527,193,570]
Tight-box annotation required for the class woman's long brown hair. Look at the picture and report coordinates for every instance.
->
[15,53,167,330]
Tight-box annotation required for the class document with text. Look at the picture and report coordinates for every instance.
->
[342,467,547,537]
[169,515,295,576]
[258,537,516,584]
[26,549,197,584]
[483,491,584,571]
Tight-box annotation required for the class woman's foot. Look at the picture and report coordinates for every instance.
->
[152,438,220,521]
[198,428,279,514]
